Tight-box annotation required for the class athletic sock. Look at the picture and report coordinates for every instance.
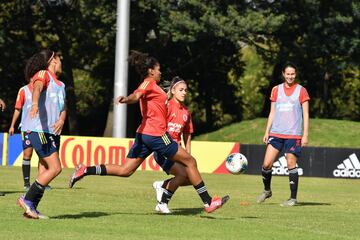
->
[85,165,107,176]
[194,181,212,207]
[160,188,174,204]
[262,167,272,191]
[161,178,174,189]
[25,180,45,208]
[288,167,299,199]
[22,159,31,186]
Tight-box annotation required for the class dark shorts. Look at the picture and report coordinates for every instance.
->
[23,131,59,158]
[153,152,175,174]
[22,132,60,151]
[127,132,178,168]
[268,136,302,157]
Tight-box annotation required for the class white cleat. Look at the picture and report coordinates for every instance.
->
[155,202,171,214]
[152,181,164,203]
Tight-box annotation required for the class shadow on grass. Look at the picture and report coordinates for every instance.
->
[296,202,331,206]
[171,207,204,215]
[52,211,111,219]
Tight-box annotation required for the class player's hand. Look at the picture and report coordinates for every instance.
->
[52,119,64,136]
[9,127,14,136]
[0,99,5,111]
[263,133,269,144]
[301,135,308,147]
[30,104,39,118]
[114,96,128,104]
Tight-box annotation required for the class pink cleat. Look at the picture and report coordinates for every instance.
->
[204,195,230,213]
[69,164,86,188]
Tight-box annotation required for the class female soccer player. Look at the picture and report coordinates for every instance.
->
[256,62,309,206]
[17,49,66,219]
[9,86,55,191]
[69,50,229,213]
[152,76,194,213]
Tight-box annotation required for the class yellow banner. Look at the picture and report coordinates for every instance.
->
[11,135,239,174]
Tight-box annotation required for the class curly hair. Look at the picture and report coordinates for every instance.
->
[128,50,159,79]
[24,49,54,82]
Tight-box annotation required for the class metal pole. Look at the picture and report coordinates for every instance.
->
[113,0,130,138]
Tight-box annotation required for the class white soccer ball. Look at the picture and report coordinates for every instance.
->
[225,153,248,174]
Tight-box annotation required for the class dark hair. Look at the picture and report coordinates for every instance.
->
[282,61,298,73]
[128,50,159,79]
[24,49,54,82]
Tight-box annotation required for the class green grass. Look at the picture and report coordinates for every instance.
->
[1,167,360,240]
[194,118,360,148]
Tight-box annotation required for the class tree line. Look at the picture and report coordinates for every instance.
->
[0,0,359,136]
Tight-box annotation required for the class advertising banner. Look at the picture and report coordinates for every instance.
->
[7,134,239,174]
[241,144,360,179]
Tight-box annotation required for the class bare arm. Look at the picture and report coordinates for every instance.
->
[115,91,143,105]
[183,133,192,154]
[9,109,21,136]
[301,101,309,147]
[53,108,67,136]
[263,102,276,144]
[0,98,5,111]
[30,81,44,118]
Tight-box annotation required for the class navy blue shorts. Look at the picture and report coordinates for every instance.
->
[268,136,302,157]
[153,152,175,174]
[127,132,178,167]
[22,132,60,151]
[23,131,59,158]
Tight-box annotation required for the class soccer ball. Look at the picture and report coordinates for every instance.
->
[225,153,248,174]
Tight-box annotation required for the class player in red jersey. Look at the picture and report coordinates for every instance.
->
[69,51,229,213]
[9,86,55,191]
[256,62,310,207]
[152,76,195,213]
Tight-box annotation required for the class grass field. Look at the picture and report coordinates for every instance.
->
[194,118,360,148]
[1,167,359,240]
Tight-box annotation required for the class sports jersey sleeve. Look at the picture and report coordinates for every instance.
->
[299,87,310,103]
[14,88,25,110]
[31,70,50,89]
[134,79,154,95]
[270,86,278,102]
[183,113,194,134]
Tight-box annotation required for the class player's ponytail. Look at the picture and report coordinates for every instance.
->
[24,49,54,82]
[128,50,159,79]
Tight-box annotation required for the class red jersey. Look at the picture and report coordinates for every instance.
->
[166,98,194,143]
[15,86,27,110]
[270,83,310,103]
[135,78,168,136]
[31,70,62,89]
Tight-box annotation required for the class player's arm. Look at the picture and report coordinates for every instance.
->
[9,109,21,136]
[263,101,275,144]
[183,133,192,154]
[30,80,44,118]
[301,101,309,147]
[0,98,5,111]
[115,91,143,105]
[53,105,67,136]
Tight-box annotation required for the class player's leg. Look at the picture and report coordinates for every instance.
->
[22,147,33,190]
[18,132,60,219]
[69,133,149,188]
[257,139,281,203]
[169,146,229,213]
[281,139,301,207]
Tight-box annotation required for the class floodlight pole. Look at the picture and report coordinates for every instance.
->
[113,0,130,138]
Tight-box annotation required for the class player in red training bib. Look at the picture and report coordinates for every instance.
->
[69,51,229,214]
[256,62,310,207]
[151,76,195,213]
